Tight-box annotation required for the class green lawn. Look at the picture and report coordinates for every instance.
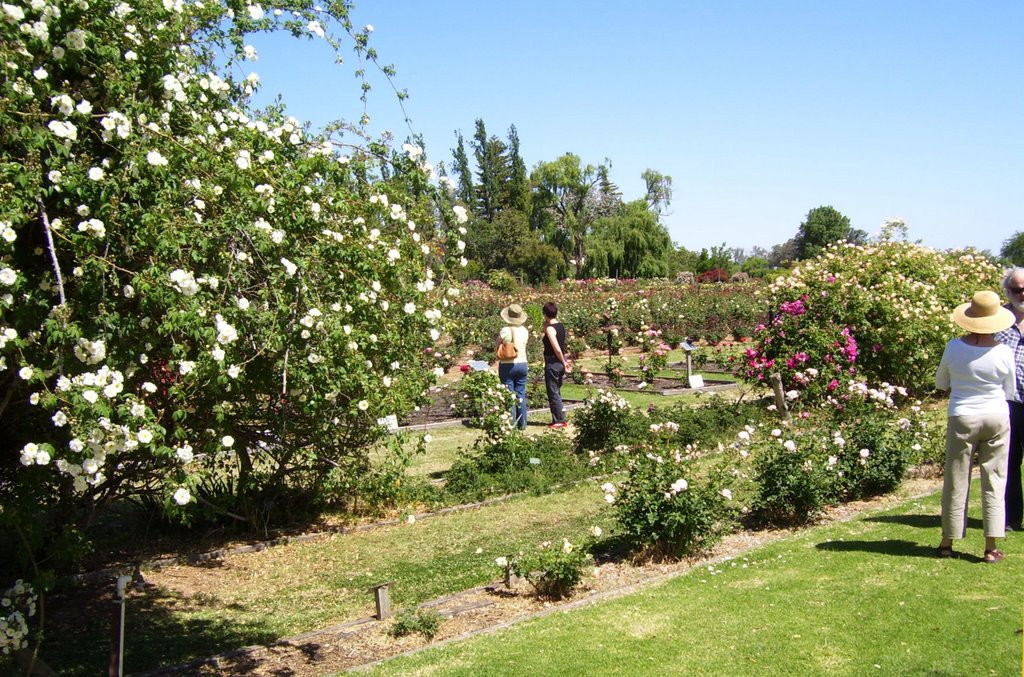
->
[365,483,1023,676]
[399,380,749,479]
[41,483,615,675]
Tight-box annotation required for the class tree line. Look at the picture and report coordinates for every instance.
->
[434,119,893,285]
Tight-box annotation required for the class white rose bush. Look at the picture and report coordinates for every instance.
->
[0,0,466,581]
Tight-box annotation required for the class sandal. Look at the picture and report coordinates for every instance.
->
[935,545,955,558]
[983,549,1005,564]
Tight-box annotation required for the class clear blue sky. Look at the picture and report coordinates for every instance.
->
[247,1,1022,256]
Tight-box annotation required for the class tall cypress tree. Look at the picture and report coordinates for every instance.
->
[451,131,475,209]
[472,118,511,222]
[506,124,530,215]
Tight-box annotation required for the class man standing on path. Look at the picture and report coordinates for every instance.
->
[996,267,1024,531]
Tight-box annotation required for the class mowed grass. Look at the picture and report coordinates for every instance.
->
[42,482,615,676]
[364,483,1023,676]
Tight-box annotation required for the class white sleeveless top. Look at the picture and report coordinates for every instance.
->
[499,325,529,364]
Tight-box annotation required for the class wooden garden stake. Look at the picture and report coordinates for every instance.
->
[769,373,791,420]
[371,581,395,620]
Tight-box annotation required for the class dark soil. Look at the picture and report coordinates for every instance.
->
[398,373,736,428]
[400,384,462,427]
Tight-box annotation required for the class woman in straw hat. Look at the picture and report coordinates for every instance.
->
[935,290,1016,563]
[496,303,530,430]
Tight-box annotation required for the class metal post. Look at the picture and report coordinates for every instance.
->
[109,574,131,677]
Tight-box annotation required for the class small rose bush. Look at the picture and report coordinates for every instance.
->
[605,429,739,559]
[740,379,939,526]
[508,536,594,600]
[572,389,648,459]
[637,327,671,379]
[452,369,515,442]
[443,431,588,501]
[388,607,443,640]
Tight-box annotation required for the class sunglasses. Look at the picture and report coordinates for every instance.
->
[1010,287,1024,295]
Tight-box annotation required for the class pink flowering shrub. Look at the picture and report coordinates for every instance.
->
[740,239,1001,399]
[637,327,671,378]
[741,289,859,401]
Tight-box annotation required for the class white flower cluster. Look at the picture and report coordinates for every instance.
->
[0,579,37,655]
[845,380,905,408]
[585,388,629,412]
[667,478,688,498]
[99,111,132,141]
[73,337,106,365]
[56,364,125,401]
[0,326,17,349]
[169,268,199,296]
[76,217,105,238]
[19,442,50,466]
[215,315,238,344]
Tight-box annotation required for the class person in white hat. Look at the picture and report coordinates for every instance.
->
[935,290,1016,563]
[496,303,530,430]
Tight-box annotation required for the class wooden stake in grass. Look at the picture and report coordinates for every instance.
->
[371,581,395,620]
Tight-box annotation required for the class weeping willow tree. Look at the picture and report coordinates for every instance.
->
[582,201,673,278]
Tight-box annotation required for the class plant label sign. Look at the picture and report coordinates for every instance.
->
[688,374,705,389]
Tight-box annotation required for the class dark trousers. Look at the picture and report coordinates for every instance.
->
[1007,401,1024,528]
[544,361,566,423]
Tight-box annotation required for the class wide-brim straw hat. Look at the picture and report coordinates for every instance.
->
[951,290,1014,334]
[500,303,527,325]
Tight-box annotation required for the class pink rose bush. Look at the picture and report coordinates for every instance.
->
[740,238,1001,401]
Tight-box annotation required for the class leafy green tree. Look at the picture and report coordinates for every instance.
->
[471,119,513,221]
[1001,231,1024,266]
[590,163,624,219]
[0,0,464,572]
[668,245,700,276]
[642,169,673,216]
[695,244,734,274]
[530,153,609,275]
[770,238,800,267]
[795,206,867,260]
[463,210,531,273]
[510,240,566,285]
[741,257,771,278]
[583,201,672,278]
